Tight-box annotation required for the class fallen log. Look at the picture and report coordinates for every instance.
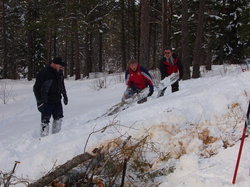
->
[28,152,94,187]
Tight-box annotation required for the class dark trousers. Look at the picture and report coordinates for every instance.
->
[171,81,179,92]
[41,102,63,124]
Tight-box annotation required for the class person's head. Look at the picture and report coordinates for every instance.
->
[50,57,66,72]
[129,59,139,71]
[163,47,173,58]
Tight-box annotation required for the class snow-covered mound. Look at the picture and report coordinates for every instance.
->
[1,65,250,186]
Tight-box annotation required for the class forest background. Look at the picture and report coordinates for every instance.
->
[0,0,249,80]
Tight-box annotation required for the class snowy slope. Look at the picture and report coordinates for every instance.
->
[1,65,250,186]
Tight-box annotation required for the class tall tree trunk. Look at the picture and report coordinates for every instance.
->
[98,21,103,72]
[161,0,168,51]
[137,3,141,62]
[64,40,68,78]
[205,44,212,71]
[192,0,206,78]
[0,0,7,78]
[27,1,35,81]
[53,28,57,57]
[70,40,74,77]
[46,29,52,62]
[139,0,150,67]
[120,0,127,70]
[84,31,93,77]
[168,0,173,46]
[74,29,80,80]
[181,0,190,80]
[73,0,80,80]
[131,0,137,60]
[151,23,157,69]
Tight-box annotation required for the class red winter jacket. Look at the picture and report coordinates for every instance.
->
[125,65,153,90]
[159,56,183,80]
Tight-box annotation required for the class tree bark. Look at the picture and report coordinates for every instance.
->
[161,0,168,51]
[53,28,57,57]
[181,0,190,80]
[73,0,81,80]
[64,40,68,78]
[131,0,137,60]
[98,21,103,72]
[205,47,212,70]
[120,0,127,70]
[139,0,150,67]
[192,0,206,78]
[28,152,94,187]
[0,0,7,78]
[69,39,74,77]
[27,1,35,81]
[84,31,93,77]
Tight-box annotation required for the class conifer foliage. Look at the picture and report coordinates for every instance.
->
[0,0,248,79]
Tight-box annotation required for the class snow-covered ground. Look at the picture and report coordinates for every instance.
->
[1,65,250,186]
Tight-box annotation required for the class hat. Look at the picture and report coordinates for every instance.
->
[52,57,67,67]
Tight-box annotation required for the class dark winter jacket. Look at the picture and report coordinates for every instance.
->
[125,65,154,96]
[33,66,67,105]
[159,56,183,80]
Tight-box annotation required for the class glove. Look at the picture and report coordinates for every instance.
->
[148,85,154,97]
[63,95,68,105]
[37,102,46,112]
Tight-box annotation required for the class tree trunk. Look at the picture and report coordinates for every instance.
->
[192,0,206,78]
[120,0,127,70]
[132,0,137,60]
[64,40,68,78]
[73,0,81,80]
[46,29,52,62]
[181,0,190,80]
[84,31,93,77]
[161,0,168,51]
[53,28,57,57]
[27,1,35,81]
[151,23,157,69]
[98,21,103,72]
[28,152,94,187]
[0,0,7,79]
[139,0,150,67]
[69,40,74,77]
[205,46,212,71]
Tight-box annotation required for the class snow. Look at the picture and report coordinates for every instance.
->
[1,65,250,186]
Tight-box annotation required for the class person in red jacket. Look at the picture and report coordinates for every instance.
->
[123,59,154,103]
[159,47,183,96]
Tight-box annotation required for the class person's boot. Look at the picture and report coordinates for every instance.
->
[172,87,179,93]
[137,97,147,104]
[52,118,63,134]
[40,123,49,137]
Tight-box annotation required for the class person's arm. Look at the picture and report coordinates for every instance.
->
[125,69,131,87]
[140,67,154,96]
[33,71,43,104]
[33,70,51,111]
[62,80,68,105]
[140,66,153,86]
[126,71,138,91]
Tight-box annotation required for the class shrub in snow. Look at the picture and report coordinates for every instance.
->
[90,77,107,91]
[0,80,14,104]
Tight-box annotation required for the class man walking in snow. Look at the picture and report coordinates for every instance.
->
[123,59,154,103]
[159,47,183,96]
[33,57,68,137]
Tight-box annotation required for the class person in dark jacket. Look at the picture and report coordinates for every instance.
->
[123,59,154,103]
[159,47,183,96]
[33,57,68,137]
